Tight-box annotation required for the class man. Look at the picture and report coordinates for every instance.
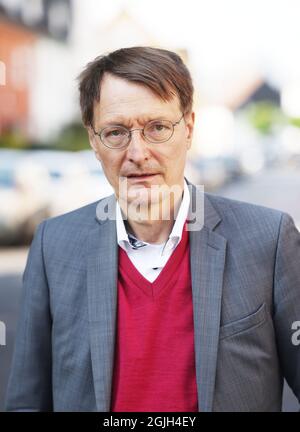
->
[5,47,300,412]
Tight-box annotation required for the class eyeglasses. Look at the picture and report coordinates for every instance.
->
[91,113,184,149]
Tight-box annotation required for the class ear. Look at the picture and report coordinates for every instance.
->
[87,127,101,162]
[184,111,195,150]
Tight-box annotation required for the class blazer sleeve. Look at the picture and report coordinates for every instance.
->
[273,213,300,405]
[5,220,53,411]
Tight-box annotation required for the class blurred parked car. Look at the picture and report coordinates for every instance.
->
[0,149,51,245]
[24,150,113,217]
[78,149,114,198]
[189,155,244,191]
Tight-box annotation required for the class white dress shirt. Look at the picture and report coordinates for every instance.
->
[116,179,190,282]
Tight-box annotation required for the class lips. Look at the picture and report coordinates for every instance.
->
[125,173,159,183]
[127,173,157,178]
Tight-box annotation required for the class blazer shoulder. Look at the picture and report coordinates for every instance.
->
[44,194,114,228]
[187,180,285,226]
[29,194,115,263]
[204,191,286,233]
[34,194,114,244]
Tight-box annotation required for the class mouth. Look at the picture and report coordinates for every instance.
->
[126,173,159,181]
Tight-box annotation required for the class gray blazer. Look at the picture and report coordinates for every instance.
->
[5,182,300,411]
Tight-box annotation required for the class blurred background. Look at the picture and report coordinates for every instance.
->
[0,0,300,411]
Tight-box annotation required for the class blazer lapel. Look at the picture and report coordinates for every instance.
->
[188,184,227,412]
[87,194,118,412]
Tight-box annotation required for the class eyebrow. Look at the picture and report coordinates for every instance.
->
[98,115,168,128]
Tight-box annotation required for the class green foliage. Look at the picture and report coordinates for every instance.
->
[51,122,90,151]
[289,117,300,128]
[0,122,89,151]
[0,129,30,149]
[244,102,285,135]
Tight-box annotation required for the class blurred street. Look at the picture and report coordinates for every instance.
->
[218,165,300,228]
[1,165,299,411]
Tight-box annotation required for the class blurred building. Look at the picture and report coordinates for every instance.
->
[0,19,36,135]
[0,0,72,140]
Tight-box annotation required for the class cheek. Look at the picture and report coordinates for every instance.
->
[151,142,186,167]
[167,141,188,162]
[99,155,121,182]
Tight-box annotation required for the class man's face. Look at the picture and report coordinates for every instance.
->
[88,73,194,208]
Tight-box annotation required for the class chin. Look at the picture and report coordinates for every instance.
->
[127,186,151,205]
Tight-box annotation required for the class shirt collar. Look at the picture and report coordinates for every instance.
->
[116,178,190,251]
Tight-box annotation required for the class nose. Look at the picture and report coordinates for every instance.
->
[125,129,150,164]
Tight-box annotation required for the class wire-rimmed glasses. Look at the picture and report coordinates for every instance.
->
[91,113,184,149]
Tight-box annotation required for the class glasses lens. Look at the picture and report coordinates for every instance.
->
[101,126,129,148]
[144,120,173,142]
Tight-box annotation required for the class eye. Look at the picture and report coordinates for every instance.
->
[108,129,122,137]
[154,123,167,131]
[103,127,127,139]
[148,121,171,132]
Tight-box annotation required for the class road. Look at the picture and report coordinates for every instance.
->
[0,166,299,411]
[218,166,300,228]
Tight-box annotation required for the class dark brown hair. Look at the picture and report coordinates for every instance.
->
[78,46,194,127]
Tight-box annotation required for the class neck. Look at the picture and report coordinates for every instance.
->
[119,183,184,244]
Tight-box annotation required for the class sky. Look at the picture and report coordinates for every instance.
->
[74,0,300,89]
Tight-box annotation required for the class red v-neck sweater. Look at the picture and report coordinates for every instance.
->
[110,224,198,412]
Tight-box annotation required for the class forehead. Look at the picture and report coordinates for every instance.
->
[94,73,181,124]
